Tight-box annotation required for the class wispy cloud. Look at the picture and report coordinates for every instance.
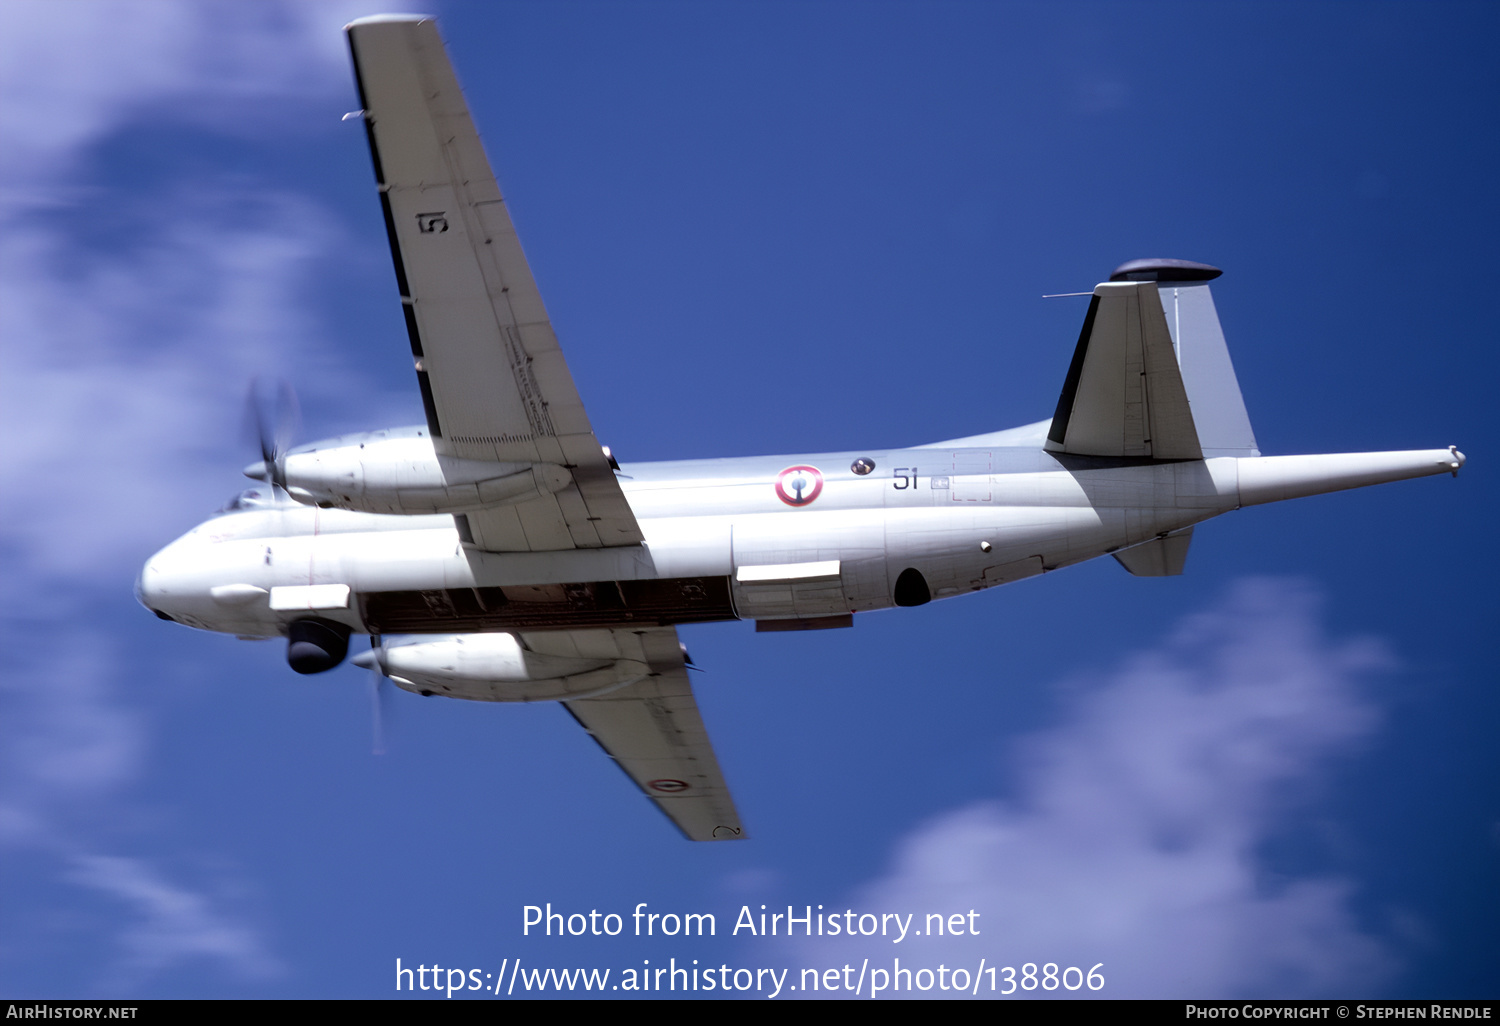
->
[0,631,140,841]
[0,1,386,585]
[0,187,344,583]
[0,622,287,990]
[66,854,282,987]
[0,0,369,199]
[796,580,1397,998]
[0,0,376,990]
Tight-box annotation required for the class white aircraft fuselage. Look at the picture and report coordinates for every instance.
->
[138,428,1460,662]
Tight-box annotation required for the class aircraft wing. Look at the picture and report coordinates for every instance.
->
[346,16,642,552]
[522,627,746,841]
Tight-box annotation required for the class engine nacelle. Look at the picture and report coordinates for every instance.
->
[355,633,650,702]
[251,427,573,515]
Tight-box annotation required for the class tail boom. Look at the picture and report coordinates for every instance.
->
[1236,448,1465,507]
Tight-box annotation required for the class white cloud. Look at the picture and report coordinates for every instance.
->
[0,0,370,200]
[67,854,282,985]
[0,0,390,585]
[0,0,378,990]
[0,187,344,583]
[797,579,1397,998]
[0,2,414,588]
[0,630,140,828]
[0,622,284,988]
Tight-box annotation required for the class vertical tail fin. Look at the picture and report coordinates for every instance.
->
[1047,259,1259,459]
[1153,274,1259,457]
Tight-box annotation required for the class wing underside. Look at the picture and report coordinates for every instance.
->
[346,16,642,552]
[523,627,746,842]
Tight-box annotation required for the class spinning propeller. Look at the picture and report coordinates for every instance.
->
[241,378,300,494]
[241,380,394,748]
[353,636,393,756]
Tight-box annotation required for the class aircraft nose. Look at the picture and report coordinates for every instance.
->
[244,460,268,480]
[136,556,168,617]
[352,649,381,671]
[136,549,181,620]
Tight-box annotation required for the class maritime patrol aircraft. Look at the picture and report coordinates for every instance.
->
[137,14,1465,842]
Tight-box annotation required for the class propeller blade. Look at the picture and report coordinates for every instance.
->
[241,378,300,493]
[368,670,389,756]
[357,635,390,756]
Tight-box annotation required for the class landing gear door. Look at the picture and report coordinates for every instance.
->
[730,513,882,620]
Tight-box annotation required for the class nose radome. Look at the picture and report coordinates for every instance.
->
[135,555,171,618]
[137,537,191,615]
[136,554,162,605]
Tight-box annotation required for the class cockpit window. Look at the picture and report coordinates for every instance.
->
[217,488,276,514]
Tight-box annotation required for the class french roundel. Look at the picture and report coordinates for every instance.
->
[775,465,824,506]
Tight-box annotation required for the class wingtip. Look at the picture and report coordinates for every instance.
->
[344,13,435,31]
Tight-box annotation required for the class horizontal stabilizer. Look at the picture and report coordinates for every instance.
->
[1047,282,1202,459]
[1113,528,1193,576]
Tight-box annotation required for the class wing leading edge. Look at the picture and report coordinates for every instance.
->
[522,627,746,841]
[345,15,642,552]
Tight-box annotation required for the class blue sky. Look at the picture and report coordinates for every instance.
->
[1,0,1495,1000]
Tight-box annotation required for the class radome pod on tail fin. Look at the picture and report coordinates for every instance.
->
[1047,259,1257,461]
[1047,259,1462,579]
